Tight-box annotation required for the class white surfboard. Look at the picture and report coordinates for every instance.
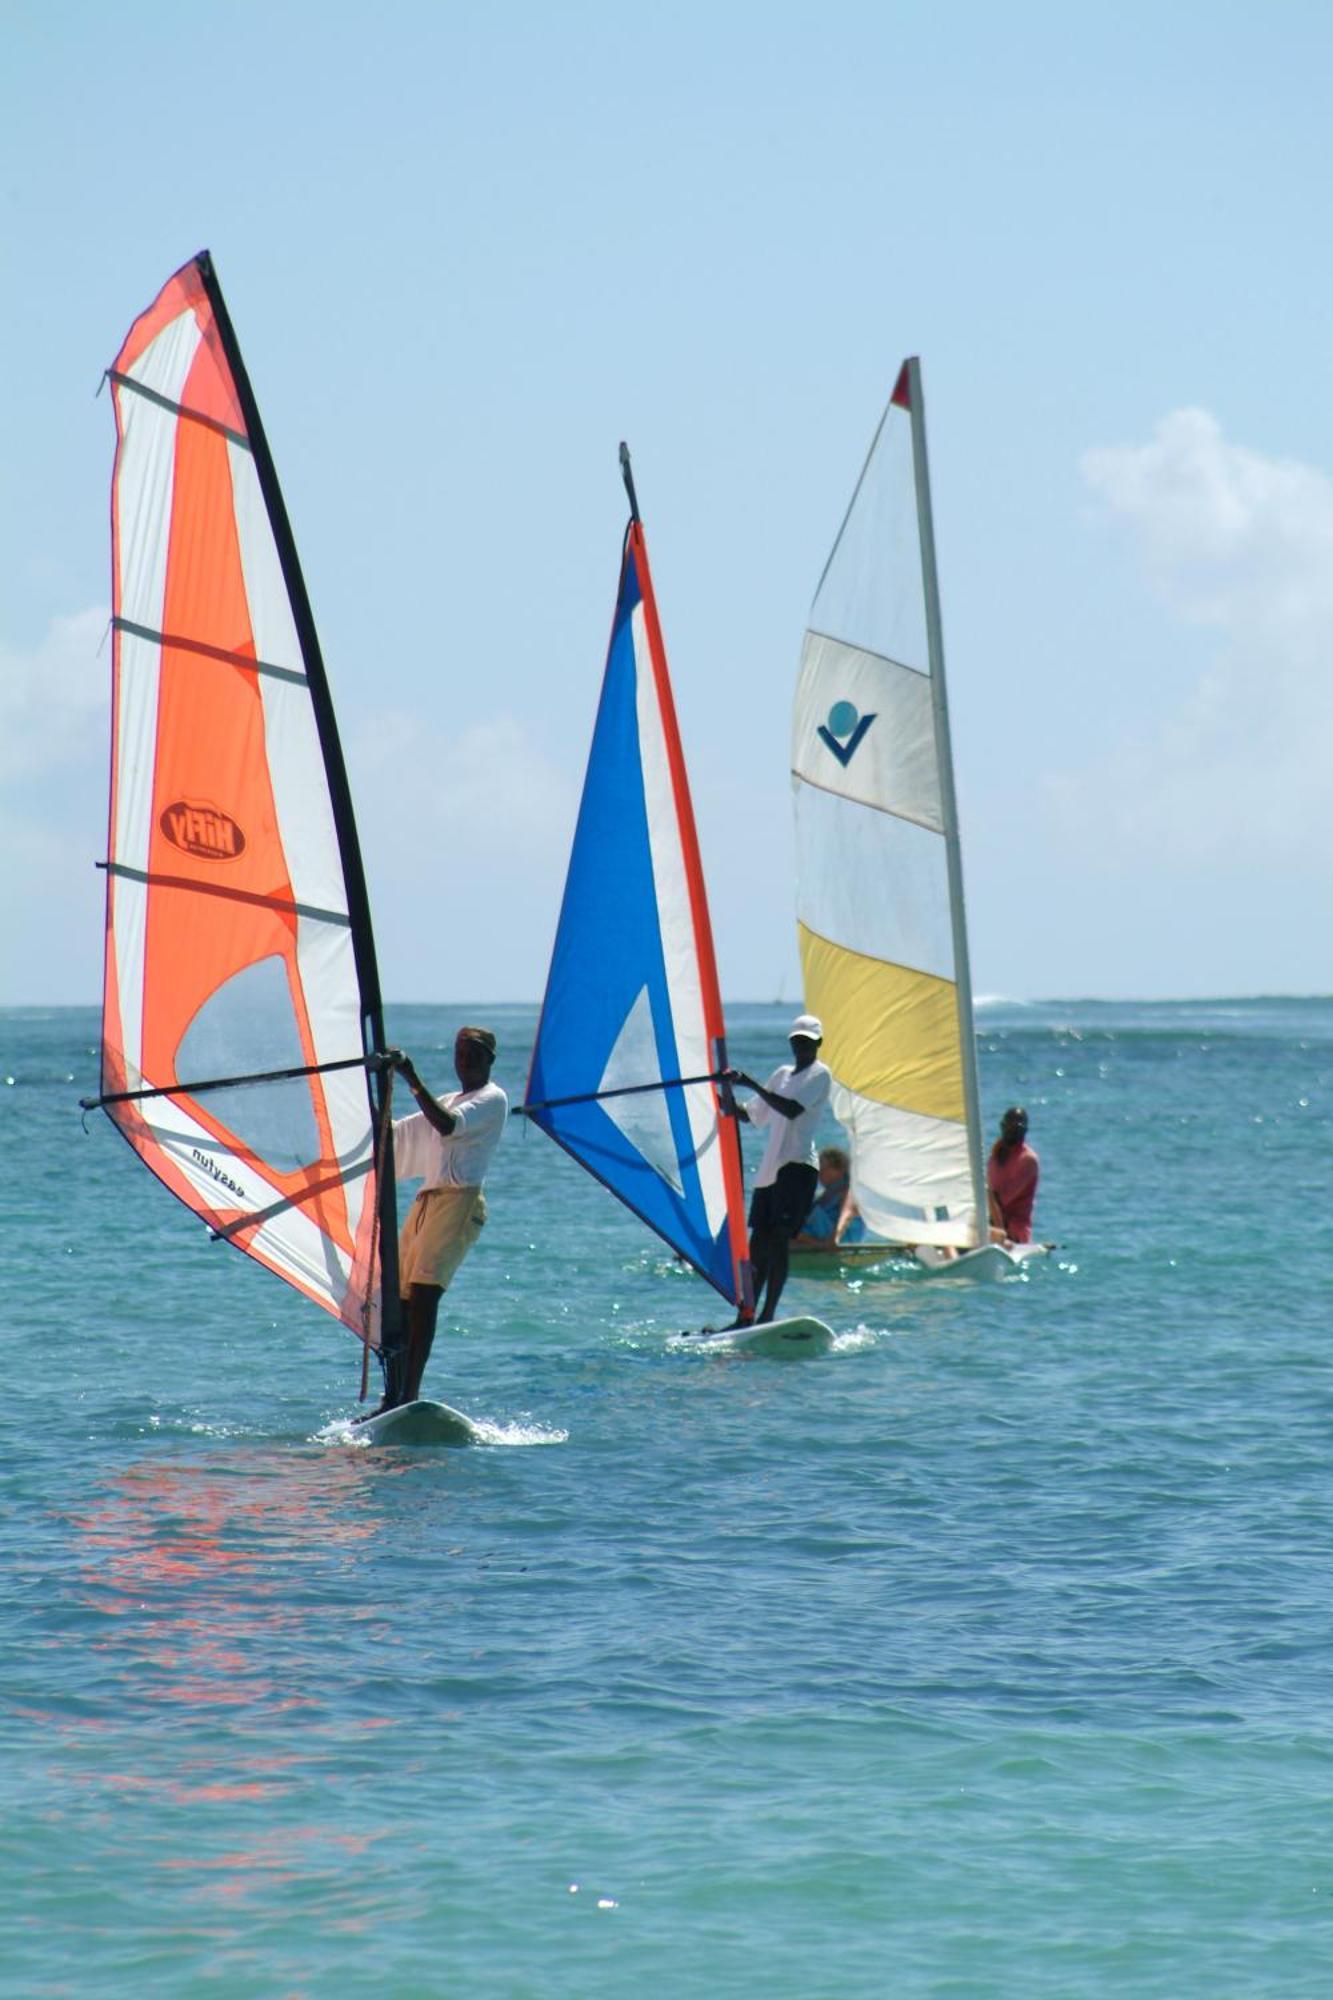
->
[679,1315,835,1358]
[353,1398,485,1446]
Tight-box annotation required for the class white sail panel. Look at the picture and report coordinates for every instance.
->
[631,602,730,1232]
[227,438,373,1255]
[832,1085,976,1247]
[810,395,929,673]
[792,632,941,830]
[793,781,954,981]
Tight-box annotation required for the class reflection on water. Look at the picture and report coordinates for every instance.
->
[39,1448,413,1907]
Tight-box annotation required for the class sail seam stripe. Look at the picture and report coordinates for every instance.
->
[791,768,944,837]
[108,370,251,449]
[102,861,351,927]
[798,917,952,989]
[211,1158,372,1241]
[804,627,929,680]
[113,617,307,687]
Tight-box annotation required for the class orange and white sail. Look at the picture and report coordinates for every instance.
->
[94,252,399,1346]
[792,360,986,1248]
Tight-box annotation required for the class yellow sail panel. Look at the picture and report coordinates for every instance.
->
[798,925,966,1123]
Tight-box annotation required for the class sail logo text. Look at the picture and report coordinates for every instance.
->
[161,800,247,861]
[192,1147,247,1201]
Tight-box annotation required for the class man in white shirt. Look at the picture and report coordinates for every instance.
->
[380,1026,507,1409]
[729,1014,831,1323]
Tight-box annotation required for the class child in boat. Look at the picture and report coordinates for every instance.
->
[794,1146,867,1248]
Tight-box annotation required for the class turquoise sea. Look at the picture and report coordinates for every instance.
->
[4,996,1333,1996]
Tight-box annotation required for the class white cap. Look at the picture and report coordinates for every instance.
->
[789,1013,823,1042]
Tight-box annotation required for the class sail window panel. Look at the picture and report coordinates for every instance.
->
[630,601,730,1240]
[600,986,686,1194]
[799,925,966,1123]
[830,1082,978,1247]
[810,402,928,674]
[792,630,942,830]
[175,954,321,1169]
[793,777,954,981]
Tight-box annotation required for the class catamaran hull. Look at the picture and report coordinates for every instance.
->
[912,1242,1049,1281]
[789,1242,1050,1282]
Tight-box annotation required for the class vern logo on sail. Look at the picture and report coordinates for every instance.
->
[160,799,247,861]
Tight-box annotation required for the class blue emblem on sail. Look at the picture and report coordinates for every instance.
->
[818,699,876,766]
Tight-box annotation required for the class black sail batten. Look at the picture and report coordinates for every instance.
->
[81,1051,383,1112]
[194,251,404,1351]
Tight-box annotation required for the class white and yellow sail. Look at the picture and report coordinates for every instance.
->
[792,360,985,1248]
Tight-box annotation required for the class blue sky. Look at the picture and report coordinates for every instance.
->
[4,0,1332,1003]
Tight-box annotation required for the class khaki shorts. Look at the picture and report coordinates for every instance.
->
[398,1185,487,1294]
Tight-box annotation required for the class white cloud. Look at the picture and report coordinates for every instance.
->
[1053,410,1333,867]
[352,708,575,857]
[0,606,108,782]
[0,609,110,1001]
[350,709,578,998]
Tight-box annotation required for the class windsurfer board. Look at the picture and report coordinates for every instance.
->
[680,1316,835,1358]
[355,1399,484,1446]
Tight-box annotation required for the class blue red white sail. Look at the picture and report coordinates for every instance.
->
[527,512,750,1309]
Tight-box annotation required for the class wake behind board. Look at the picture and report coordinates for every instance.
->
[681,1315,835,1358]
[355,1399,484,1446]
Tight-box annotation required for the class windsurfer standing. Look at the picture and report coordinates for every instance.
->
[726,1014,832,1322]
[376,1028,507,1410]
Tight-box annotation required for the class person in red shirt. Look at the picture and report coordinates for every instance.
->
[987,1107,1039,1244]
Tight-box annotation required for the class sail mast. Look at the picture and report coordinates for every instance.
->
[903,357,987,1244]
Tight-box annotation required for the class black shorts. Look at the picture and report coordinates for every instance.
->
[749,1162,819,1240]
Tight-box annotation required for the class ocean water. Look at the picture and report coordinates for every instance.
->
[4,996,1333,1996]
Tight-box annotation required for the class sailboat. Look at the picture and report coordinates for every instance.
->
[791,359,1046,1281]
[83,251,475,1433]
[523,449,833,1353]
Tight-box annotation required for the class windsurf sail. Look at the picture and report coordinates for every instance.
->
[525,449,751,1311]
[792,359,986,1248]
[90,252,402,1354]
